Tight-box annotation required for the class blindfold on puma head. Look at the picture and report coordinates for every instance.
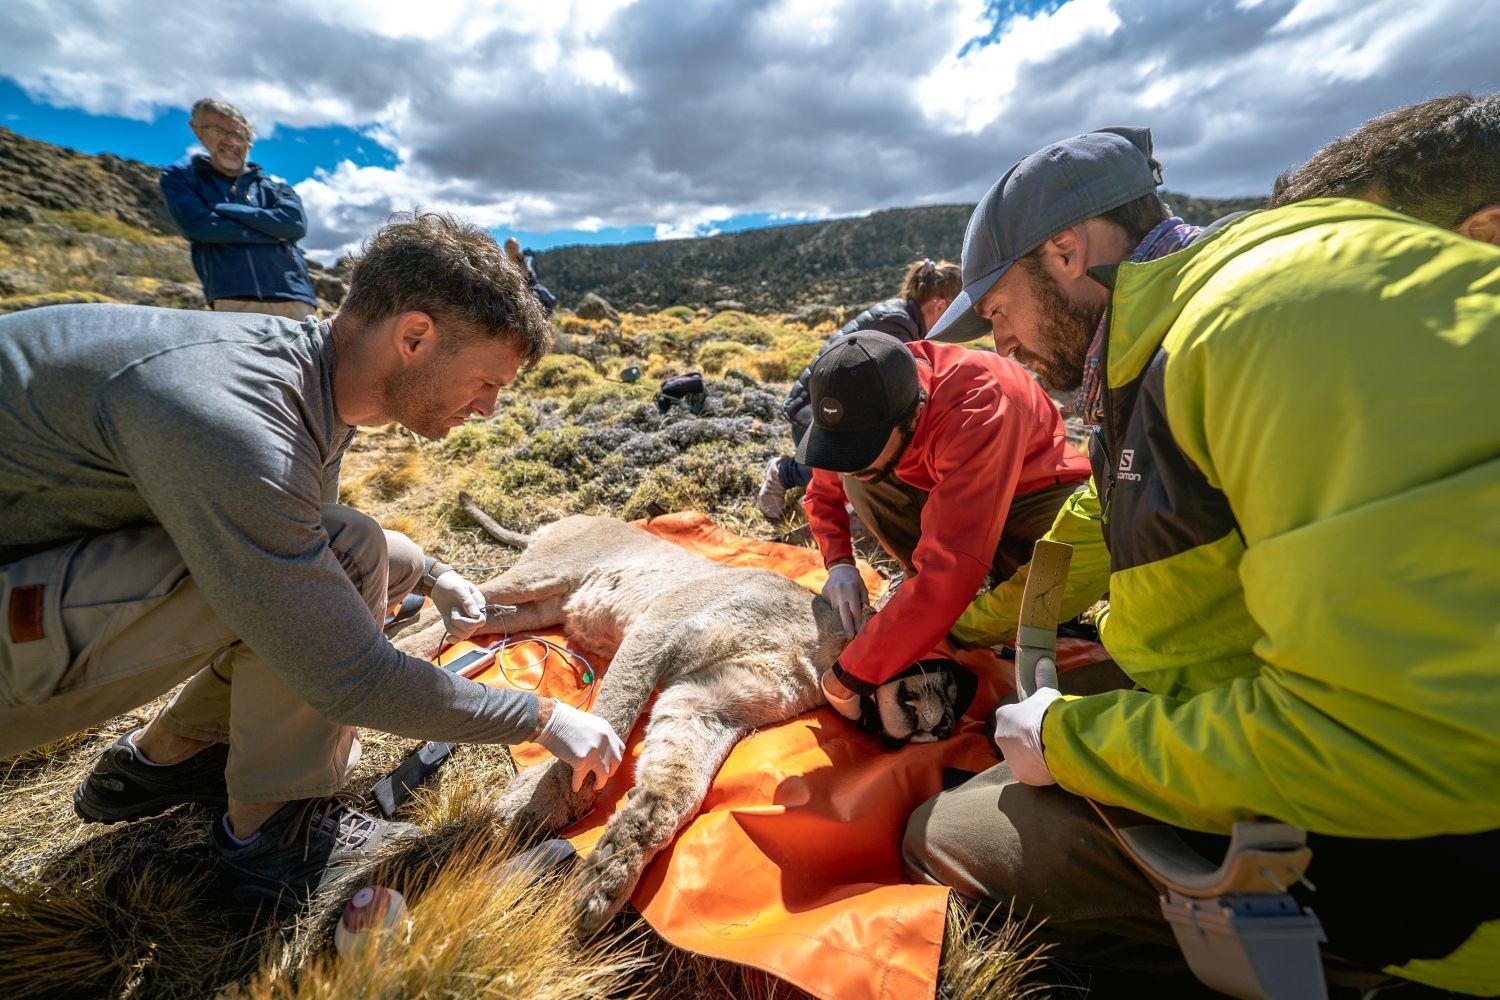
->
[858,658,979,745]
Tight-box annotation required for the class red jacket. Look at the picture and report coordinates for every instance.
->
[805,341,1090,694]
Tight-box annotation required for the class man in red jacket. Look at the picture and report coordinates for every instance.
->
[798,331,1090,720]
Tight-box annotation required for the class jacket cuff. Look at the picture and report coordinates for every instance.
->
[831,659,879,697]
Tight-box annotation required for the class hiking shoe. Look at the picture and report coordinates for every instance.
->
[211,791,420,906]
[73,728,229,824]
[758,456,788,521]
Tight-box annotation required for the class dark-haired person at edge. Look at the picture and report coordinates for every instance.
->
[0,214,623,905]
[902,124,1498,996]
[795,329,1090,730]
[159,98,319,320]
[757,258,963,520]
[1270,91,1500,245]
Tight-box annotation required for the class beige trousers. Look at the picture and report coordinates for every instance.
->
[211,297,318,321]
[0,506,424,802]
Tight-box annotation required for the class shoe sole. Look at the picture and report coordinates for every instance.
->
[72,785,228,825]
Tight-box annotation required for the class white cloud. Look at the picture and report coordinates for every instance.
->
[1,0,1493,257]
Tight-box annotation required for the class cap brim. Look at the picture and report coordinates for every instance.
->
[795,421,892,474]
[925,264,1009,343]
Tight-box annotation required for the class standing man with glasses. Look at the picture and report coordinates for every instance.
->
[159,98,318,320]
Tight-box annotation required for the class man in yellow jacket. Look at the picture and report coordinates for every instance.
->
[908,126,1499,996]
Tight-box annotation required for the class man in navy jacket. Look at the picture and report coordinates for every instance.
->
[160,98,318,319]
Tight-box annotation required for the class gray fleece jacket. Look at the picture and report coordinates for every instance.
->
[0,304,536,743]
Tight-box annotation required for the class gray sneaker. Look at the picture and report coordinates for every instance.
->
[210,792,420,906]
[73,728,229,824]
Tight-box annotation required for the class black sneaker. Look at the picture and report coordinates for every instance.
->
[73,729,229,824]
[210,792,420,906]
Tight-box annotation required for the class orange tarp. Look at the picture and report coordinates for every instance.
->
[441,512,1106,1000]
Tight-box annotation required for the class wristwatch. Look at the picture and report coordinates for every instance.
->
[417,556,454,597]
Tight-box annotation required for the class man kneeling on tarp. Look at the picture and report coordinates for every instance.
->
[907,126,1499,997]
[0,212,623,905]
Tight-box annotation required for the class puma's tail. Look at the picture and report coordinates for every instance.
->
[458,492,534,549]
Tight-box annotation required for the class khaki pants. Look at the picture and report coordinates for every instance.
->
[212,298,317,321]
[843,476,1085,582]
[0,506,423,802]
[903,764,1397,992]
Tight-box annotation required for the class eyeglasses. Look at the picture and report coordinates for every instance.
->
[200,123,252,144]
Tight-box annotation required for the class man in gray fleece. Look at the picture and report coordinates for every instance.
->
[0,212,623,904]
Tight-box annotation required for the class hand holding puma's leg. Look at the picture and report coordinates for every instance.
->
[495,628,666,838]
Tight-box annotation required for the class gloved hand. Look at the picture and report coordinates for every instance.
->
[535,701,626,792]
[430,570,487,640]
[991,687,1063,785]
[822,562,869,639]
[821,670,863,722]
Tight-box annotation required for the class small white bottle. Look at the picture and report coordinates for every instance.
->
[334,885,408,960]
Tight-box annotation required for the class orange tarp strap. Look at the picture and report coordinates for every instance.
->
[445,512,1107,1000]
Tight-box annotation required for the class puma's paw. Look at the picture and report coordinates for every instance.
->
[574,839,641,937]
[494,759,575,838]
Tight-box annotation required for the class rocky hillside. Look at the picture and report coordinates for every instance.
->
[532,191,1265,314]
[1,124,1263,316]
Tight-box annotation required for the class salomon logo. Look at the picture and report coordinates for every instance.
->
[1118,449,1143,482]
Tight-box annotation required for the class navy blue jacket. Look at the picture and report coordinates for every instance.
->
[782,298,925,443]
[160,155,317,306]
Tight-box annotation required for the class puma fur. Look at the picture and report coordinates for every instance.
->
[403,513,846,933]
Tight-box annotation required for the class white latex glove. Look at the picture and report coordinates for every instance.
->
[991,687,1063,786]
[534,701,626,792]
[821,670,863,722]
[822,563,869,639]
[430,570,486,640]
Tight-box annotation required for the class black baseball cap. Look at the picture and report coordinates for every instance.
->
[928,126,1164,343]
[795,331,919,473]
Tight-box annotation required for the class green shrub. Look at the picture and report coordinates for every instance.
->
[47,210,153,244]
[658,305,695,321]
[489,459,569,493]
[698,341,756,375]
[562,380,656,419]
[523,426,589,470]
[523,354,599,392]
[439,417,527,460]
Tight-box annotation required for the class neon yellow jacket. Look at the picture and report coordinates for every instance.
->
[969,201,1500,993]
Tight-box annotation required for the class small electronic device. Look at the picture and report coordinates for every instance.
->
[440,646,497,678]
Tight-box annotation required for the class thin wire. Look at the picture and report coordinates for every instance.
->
[431,609,599,711]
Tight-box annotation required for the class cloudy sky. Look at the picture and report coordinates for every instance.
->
[1,0,1493,260]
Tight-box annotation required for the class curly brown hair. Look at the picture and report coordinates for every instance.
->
[1269,93,1500,229]
[340,212,551,369]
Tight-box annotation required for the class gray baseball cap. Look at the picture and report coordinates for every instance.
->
[926,126,1164,344]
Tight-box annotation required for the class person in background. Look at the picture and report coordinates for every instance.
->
[757,258,961,521]
[505,236,557,316]
[159,98,318,320]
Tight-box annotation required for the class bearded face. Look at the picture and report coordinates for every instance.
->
[1015,255,1106,393]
